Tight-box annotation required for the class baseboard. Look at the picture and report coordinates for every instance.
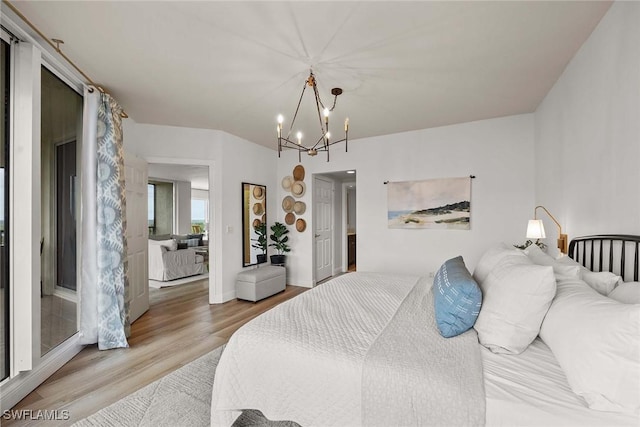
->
[211,289,237,304]
[0,334,83,411]
[294,281,314,289]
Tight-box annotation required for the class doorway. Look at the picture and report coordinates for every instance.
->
[345,182,356,272]
[313,170,357,284]
[147,163,211,304]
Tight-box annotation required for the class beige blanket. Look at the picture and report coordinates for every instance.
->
[362,276,486,426]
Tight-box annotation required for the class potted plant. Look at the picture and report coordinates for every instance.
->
[269,222,291,265]
[251,223,267,263]
[514,239,547,250]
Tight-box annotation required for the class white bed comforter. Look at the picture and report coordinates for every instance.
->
[210,272,485,426]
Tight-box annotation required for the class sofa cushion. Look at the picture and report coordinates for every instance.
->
[149,234,171,241]
[188,233,204,246]
[149,238,177,251]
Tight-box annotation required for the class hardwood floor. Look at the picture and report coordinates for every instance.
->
[5,280,309,426]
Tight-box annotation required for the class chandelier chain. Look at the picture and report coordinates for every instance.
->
[313,83,327,149]
[286,80,309,140]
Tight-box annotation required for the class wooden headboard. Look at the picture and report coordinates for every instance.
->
[568,235,640,282]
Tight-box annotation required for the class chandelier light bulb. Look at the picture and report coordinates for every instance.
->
[326,131,331,140]
[323,108,330,118]
[296,131,302,144]
[277,114,284,124]
[344,117,349,132]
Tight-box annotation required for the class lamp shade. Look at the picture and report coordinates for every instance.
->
[526,219,546,239]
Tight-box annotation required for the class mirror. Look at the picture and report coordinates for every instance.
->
[242,182,267,267]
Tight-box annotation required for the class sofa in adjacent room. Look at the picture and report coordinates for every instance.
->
[148,237,206,282]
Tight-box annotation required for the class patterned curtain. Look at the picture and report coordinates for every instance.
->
[79,90,130,350]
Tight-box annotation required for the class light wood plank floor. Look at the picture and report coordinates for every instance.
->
[5,280,308,426]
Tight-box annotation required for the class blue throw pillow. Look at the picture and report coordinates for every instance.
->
[433,256,482,338]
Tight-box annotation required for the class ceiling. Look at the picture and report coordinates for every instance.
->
[9,1,611,149]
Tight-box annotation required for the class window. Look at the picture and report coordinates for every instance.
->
[190,187,209,238]
[191,198,207,235]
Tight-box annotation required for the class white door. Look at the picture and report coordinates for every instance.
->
[314,176,333,283]
[124,152,149,323]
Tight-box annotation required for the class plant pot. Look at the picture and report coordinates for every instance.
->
[257,254,267,264]
[270,254,286,266]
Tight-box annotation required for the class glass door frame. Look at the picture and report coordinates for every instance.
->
[0,27,12,383]
[40,61,83,350]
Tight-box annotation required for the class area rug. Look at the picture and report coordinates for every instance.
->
[73,346,299,427]
[148,272,208,289]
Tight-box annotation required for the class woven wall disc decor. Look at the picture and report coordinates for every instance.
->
[252,202,264,215]
[281,176,293,191]
[291,181,306,197]
[293,164,305,181]
[293,201,306,215]
[252,185,265,200]
[285,212,296,225]
[282,196,295,212]
[295,218,307,232]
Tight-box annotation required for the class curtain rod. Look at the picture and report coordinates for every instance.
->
[2,0,128,118]
[384,175,476,184]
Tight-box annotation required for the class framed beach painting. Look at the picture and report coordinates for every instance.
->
[387,176,471,229]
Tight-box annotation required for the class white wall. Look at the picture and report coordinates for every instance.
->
[534,1,640,257]
[123,121,277,303]
[278,114,535,287]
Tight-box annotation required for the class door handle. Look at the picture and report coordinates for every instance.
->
[315,234,320,238]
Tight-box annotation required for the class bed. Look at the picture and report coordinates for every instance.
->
[211,235,640,426]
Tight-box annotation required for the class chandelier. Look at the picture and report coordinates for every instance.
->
[277,70,349,162]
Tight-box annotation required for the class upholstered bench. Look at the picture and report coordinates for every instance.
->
[236,265,286,302]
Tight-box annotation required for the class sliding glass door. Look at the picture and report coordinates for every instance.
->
[0,36,10,381]
[41,66,82,355]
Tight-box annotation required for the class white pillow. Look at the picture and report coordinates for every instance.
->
[524,244,580,279]
[149,238,177,251]
[474,253,556,354]
[582,271,621,296]
[608,282,640,304]
[473,243,520,285]
[555,255,586,271]
[523,243,555,264]
[555,255,622,294]
[539,277,640,413]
